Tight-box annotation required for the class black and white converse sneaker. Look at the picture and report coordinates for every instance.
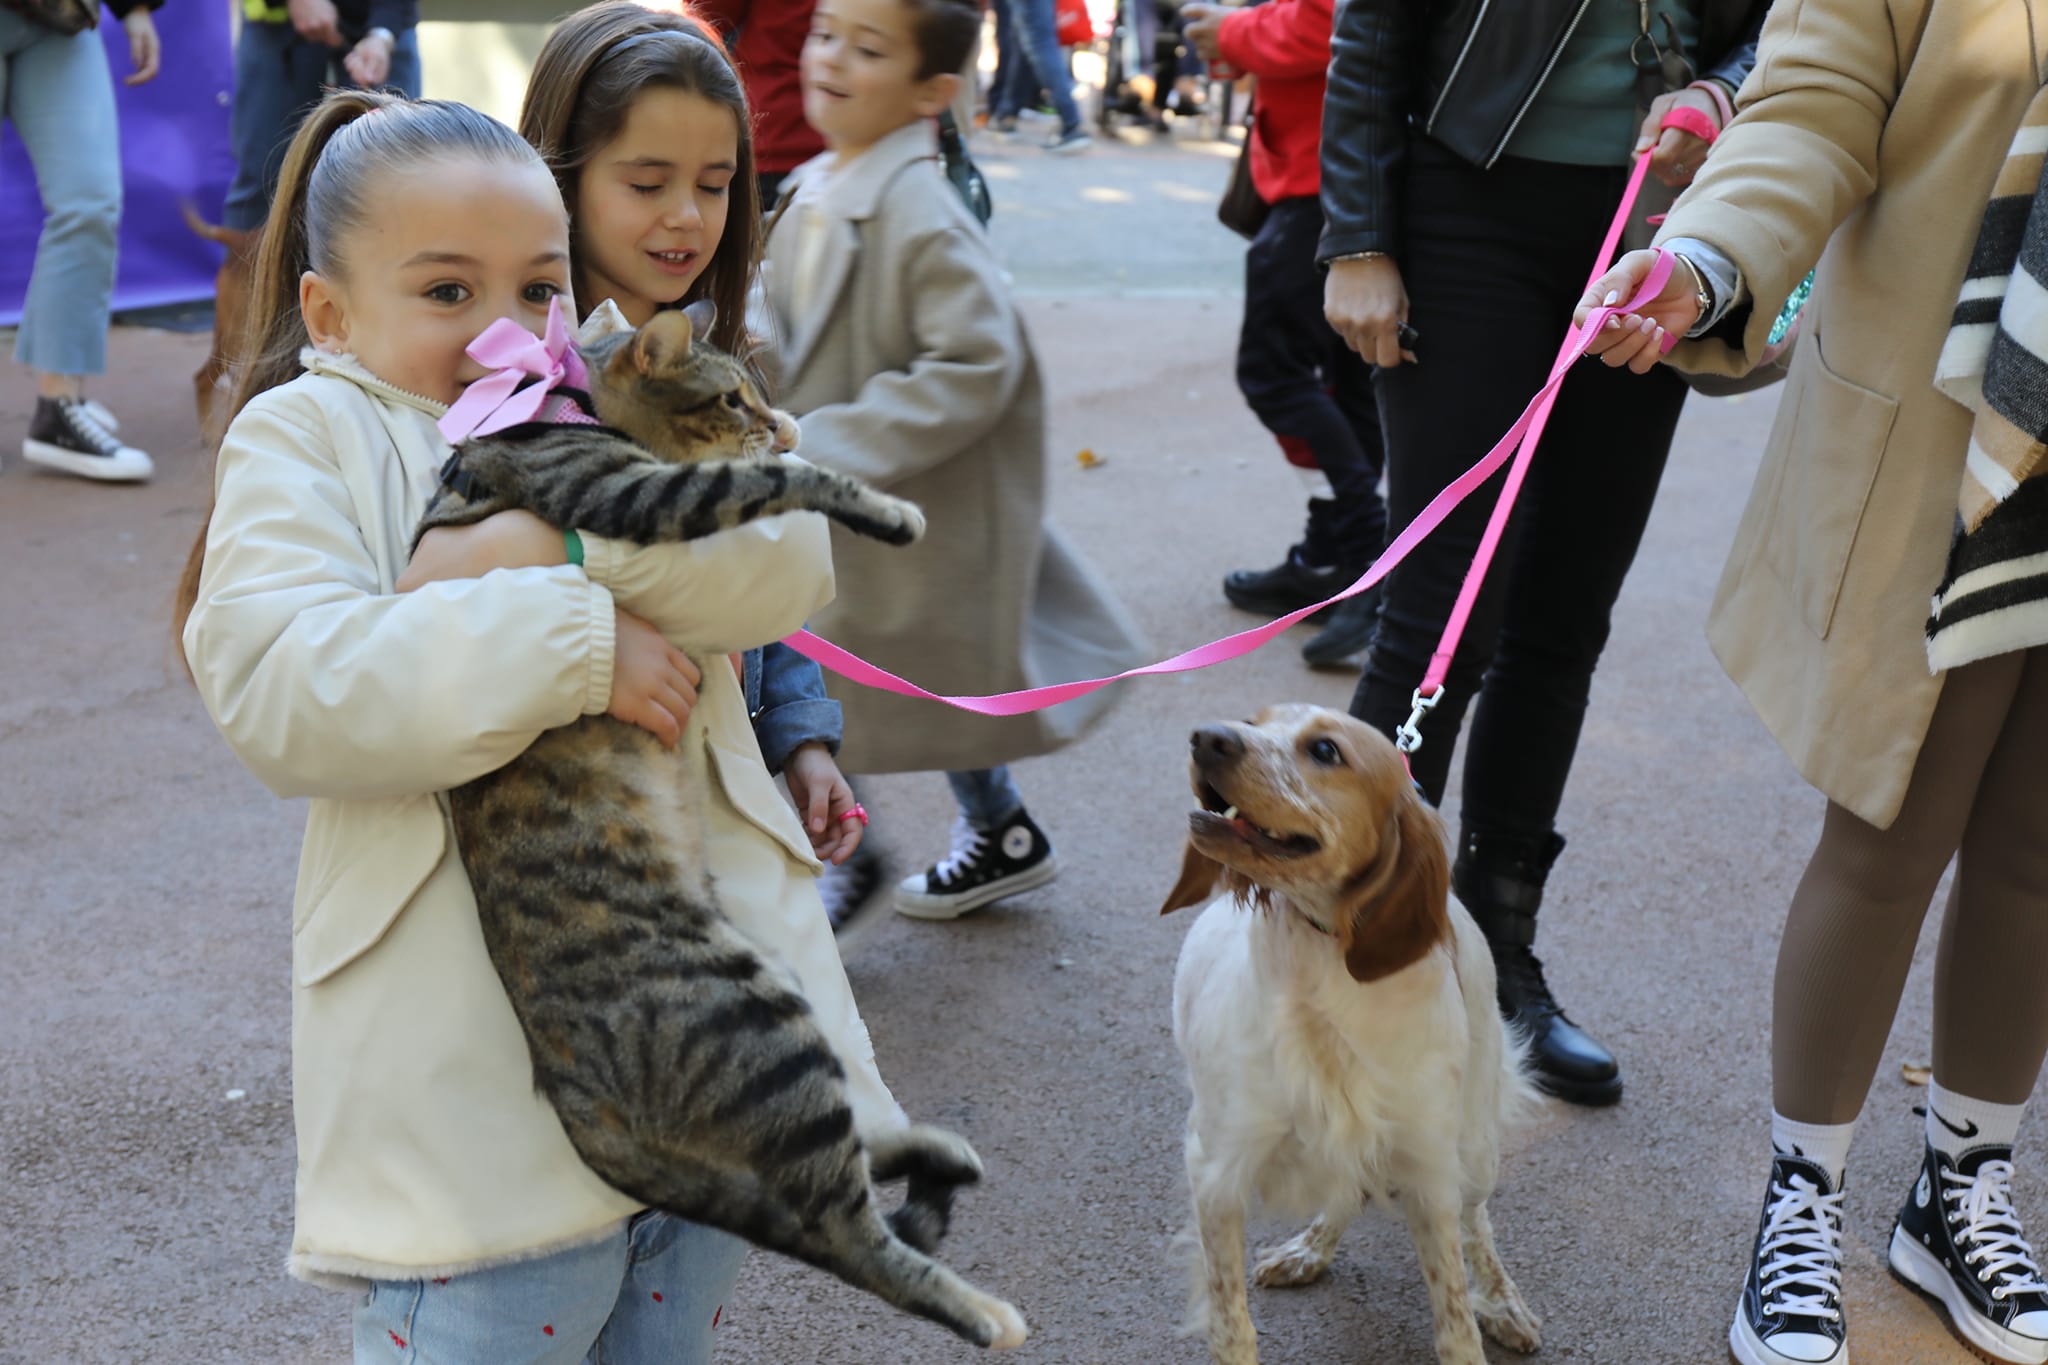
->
[1889,1140,2048,1364]
[818,846,886,939]
[22,396,153,482]
[1732,1150,1849,1365]
[893,809,1059,920]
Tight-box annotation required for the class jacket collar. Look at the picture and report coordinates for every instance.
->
[301,348,450,418]
[796,119,941,223]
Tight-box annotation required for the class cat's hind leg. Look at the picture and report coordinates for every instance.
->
[868,1124,983,1252]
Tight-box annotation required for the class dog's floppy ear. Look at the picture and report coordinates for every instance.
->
[1337,791,1450,983]
[1161,840,1224,915]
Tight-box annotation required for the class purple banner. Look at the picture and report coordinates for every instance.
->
[0,2,237,324]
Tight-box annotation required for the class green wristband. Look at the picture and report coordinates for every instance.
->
[564,528,584,568]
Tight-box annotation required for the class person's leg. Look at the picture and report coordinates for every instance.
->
[1299,323,1391,667]
[352,1224,629,1364]
[1007,0,1085,140]
[896,768,1056,920]
[224,23,326,232]
[587,1213,748,1365]
[7,23,157,480]
[1732,656,2021,1365]
[382,26,422,98]
[1225,197,1365,615]
[1347,148,1595,802]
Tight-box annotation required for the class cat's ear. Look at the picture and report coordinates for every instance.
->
[631,310,697,375]
[682,298,718,344]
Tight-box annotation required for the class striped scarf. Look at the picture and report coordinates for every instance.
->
[1926,83,2048,671]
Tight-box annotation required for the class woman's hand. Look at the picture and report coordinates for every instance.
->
[1324,255,1417,368]
[343,28,394,88]
[120,8,161,85]
[1636,87,1723,188]
[1574,248,1702,373]
[784,742,865,865]
[396,510,566,593]
[609,608,701,748]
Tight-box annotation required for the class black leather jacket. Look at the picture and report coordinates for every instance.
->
[1317,0,1770,264]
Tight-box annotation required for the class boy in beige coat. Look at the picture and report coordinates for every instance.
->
[763,0,1147,929]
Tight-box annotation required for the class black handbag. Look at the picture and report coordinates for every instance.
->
[1217,124,1268,240]
[1,0,99,35]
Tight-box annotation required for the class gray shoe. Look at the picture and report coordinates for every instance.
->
[1045,128,1093,155]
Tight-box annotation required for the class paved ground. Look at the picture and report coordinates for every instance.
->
[1,121,2007,1364]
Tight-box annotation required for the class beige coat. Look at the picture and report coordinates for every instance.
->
[183,351,904,1287]
[1659,0,2048,828]
[761,121,1148,775]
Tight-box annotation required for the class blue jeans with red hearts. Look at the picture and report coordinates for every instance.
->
[351,1211,747,1364]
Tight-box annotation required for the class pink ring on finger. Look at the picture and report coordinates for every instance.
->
[840,803,869,826]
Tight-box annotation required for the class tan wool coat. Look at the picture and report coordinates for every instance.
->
[184,351,904,1287]
[1659,0,2048,828]
[761,121,1149,776]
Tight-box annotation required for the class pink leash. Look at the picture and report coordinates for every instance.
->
[781,147,1676,740]
[783,237,1675,725]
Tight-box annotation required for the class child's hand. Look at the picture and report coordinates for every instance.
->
[610,607,702,747]
[784,742,864,864]
[397,510,566,592]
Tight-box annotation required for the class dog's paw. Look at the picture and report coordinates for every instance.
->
[1251,1230,1336,1288]
[1475,1298,1541,1354]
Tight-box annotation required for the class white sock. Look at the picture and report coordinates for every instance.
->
[1926,1080,2026,1160]
[1773,1111,1856,1190]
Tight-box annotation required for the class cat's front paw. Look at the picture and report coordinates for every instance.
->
[882,497,925,546]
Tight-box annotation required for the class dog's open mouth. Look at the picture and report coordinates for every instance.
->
[1192,781,1321,859]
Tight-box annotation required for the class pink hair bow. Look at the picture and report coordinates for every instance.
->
[437,296,593,444]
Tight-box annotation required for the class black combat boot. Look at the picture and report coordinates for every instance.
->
[1453,828,1623,1107]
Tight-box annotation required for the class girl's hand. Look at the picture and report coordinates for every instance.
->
[1574,248,1700,374]
[120,9,161,85]
[397,510,566,592]
[1324,255,1417,368]
[784,742,865,865]
[610,607,702,748]
[1634,88,1723,189]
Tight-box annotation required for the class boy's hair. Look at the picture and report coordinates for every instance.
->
[518,1,758,362]
[901,0,981,80]
[174,92,544,645]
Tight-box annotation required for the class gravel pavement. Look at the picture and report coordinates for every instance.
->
[0,122,2000,1364]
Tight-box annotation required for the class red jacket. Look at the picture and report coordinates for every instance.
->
[696,0,827,176]
[1216,0,1332,205]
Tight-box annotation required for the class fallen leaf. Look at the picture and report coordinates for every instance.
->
[1901,1061,1932,1087]
[1076,448,1105,469]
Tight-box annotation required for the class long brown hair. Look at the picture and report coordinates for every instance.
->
[518,1,759,360]
[172,92,546,647]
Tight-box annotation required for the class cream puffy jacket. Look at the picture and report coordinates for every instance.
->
[183,351,905,1287]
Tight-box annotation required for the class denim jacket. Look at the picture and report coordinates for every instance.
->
[744,640,842,775]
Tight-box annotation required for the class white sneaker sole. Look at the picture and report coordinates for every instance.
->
[22,437,153,483]
[894,854,1061,921]
[1729,1305,1846,1365]
[1890,1225,2048,1364]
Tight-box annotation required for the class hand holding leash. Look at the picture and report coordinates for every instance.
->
[1576,248,1701,373]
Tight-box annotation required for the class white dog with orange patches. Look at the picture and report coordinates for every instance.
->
[1164,705,1543,1365]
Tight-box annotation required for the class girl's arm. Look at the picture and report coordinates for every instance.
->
[184,391,616,802]
[790,224,1026,489]
[753,642,842,776]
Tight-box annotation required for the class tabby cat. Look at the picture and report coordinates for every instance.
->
[415,301,1026,1350]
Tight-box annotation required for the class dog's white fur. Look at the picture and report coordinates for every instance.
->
[1166,705,1543,1365]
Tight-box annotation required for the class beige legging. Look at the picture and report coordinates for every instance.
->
[1774,647,2048,1125]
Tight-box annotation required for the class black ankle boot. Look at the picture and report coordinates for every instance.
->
[1453,829,1623,1107]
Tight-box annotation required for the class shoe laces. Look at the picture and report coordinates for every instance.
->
[57,400,126,459]
[929,816,990,887]
[1943,1160,2048,1299]
[1493,943,1565,1025]
[816,853,876,928]
[1758,1172,1847,1321]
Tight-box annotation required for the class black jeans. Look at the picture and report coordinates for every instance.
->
[1237,195,1388,571]
[1350,140,1688,836]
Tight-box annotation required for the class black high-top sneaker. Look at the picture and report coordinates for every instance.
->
[894,809,1059,920]
[1731,1149,1849,1365]
[1455,829,1622,1106]
[22,396,153,482]
[1889,1138,2048,1364]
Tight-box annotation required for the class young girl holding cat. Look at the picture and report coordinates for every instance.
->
[177,89,905,1364]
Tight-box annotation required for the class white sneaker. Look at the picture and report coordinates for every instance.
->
[22,397,153,482]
